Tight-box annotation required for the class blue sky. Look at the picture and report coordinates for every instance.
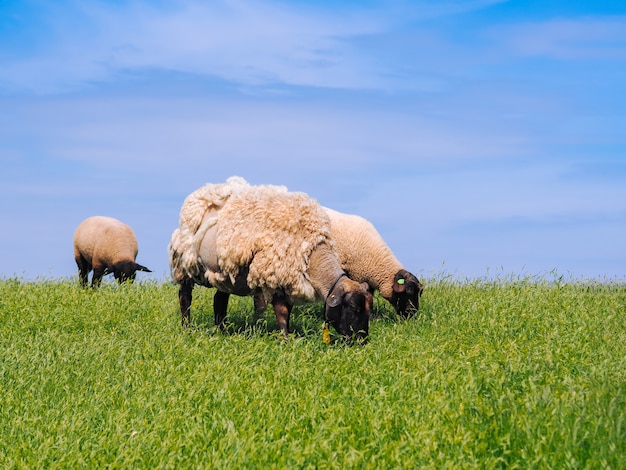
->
[1,0,625,282]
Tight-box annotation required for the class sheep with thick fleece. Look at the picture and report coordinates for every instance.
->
[73,216,151,287]
[323,207,423,316]
[168,178,373,341]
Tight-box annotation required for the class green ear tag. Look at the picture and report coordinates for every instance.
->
[397,278,405,285]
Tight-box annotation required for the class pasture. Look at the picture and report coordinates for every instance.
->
[0,275,624,468]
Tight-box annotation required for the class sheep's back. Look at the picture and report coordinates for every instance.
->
[323,207,403,296]
[216,187,334,301]
[178,176,250,234]
[324,208,388,264]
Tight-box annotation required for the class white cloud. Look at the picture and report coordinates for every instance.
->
[358,161,626,234]
[0,88,534,185]
[490,17,626,60]
[0,0,383,92]
[0,0,506,93]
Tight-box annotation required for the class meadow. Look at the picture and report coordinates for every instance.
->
[0,275,624,468]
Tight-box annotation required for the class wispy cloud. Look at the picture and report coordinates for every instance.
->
[0,0,387,92]
[490,16,626,60]
[0,0,504,93]
[0,87,532,183]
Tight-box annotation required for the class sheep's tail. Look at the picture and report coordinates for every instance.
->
[169,176,251,283]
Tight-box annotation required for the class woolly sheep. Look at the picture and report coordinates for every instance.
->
[323,207,423,316]
[73,216,152,287]
[168,177,373,341]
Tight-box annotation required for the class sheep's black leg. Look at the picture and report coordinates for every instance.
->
[179,279,194,327]
[75,256,90,288]
[91,267,105,288]
[213,290,230,330]
[272,294,292,338]
[253,289,267,315]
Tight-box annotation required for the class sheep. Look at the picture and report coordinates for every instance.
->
[73,216,152,287]
[168,178,373,341]
[322,207,423,317]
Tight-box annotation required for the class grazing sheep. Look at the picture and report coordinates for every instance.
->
[323,207,423,316]
[168,178,373,341]
[73,216,151,287]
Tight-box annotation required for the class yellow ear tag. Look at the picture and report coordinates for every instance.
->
[322,323,331,345]
[397,278,405,285]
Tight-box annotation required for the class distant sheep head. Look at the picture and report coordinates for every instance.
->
[391,269,423,317]
[112,261,152,284]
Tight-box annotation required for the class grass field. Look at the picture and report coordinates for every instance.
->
[1,275,624,468]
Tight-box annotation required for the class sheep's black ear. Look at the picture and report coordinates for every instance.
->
[393,270,407,293]
[135,263,152,273]
[393,279,406,293]
[327,283,345,308]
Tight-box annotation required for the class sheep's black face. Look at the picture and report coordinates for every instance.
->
[326,282,372,344]
[113,261,152,284]
[113,261,139,284]
[391,270,424,317]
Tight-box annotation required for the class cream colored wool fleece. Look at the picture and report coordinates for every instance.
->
[178,176,251,233]
[210,185,335,304]
[169,176,252,283]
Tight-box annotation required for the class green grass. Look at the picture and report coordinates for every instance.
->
[0,275,624,468]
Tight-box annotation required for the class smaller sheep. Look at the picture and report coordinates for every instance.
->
[73,216,151,287]
[323,207,423,316]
